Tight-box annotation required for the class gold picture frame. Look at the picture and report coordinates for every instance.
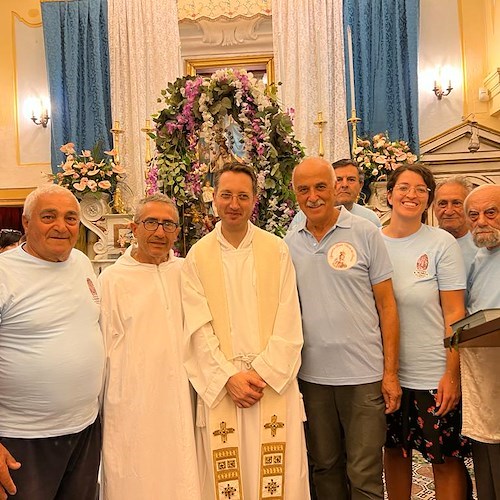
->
[113,223,133,252]
[185,54,275,84]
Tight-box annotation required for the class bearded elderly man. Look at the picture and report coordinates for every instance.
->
[0,185,104,500]
[288,159,381,231]
[460,184,500,500]
[98,194,201,500]
[434,176,477,275]
[182,162,310,500]
[285,157,401,500]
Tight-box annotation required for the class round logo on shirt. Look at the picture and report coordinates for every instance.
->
[327,242,357,270]
[87,278,100,304]
[414,253,430,278]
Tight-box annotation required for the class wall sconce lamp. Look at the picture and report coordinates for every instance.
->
[31,108,50,128]
[433,80,453,100]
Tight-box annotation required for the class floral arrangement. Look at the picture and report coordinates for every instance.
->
[149,69,304,255]
[47,142,126,198]
[354,132,418,183]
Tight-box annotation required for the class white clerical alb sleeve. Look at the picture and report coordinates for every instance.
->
[251,245,303,393]
[182,252,238,408]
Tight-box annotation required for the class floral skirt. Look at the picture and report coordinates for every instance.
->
[385,388,472,464]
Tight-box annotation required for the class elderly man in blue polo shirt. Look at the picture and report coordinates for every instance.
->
[285,157,401,500]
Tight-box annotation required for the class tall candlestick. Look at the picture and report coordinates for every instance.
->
[110,120,124,165]
[314,112,327,158]
[141,119,155,164]
[347,26,356,112]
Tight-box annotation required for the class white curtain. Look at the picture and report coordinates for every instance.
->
[108,0,182,204]
[272,0,350,162]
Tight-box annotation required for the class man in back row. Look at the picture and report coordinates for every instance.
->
[434,176,477,275]
[288,158,381,231]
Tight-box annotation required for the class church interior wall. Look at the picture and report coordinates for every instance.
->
[1,0,500,206]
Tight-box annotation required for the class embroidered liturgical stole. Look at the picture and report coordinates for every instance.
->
[194,226,288,500]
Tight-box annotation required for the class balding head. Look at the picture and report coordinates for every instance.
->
[292,157,335,188]
[292,157,339,230]
[465,184,500,249]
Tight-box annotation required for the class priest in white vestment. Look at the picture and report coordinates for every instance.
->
[99,194,201,500]
[182,163,310,500]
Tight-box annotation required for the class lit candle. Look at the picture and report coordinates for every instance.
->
[347,26,356,112]
[113,120,119,130]
[146,119,151,129]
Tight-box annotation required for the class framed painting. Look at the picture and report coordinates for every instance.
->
[185,54,275,85]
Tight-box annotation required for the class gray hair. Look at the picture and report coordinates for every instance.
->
[23,184,80,219]
[435,175,473,196]
[134,194,179,223]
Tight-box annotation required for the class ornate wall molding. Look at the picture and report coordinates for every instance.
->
[198,17,262,46]
[180,16,272,60]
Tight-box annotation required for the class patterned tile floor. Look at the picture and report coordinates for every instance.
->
[384,454,477,500]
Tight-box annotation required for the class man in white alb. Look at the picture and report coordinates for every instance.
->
[182,162,310,500]
[98,194,201,499]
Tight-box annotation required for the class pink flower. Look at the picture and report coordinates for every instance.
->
[87,180,98,192]
[98,180,111,190]
[60,143,75,155]
[82,150,92,158]
[73,177,88,191]
[104,148,118,157]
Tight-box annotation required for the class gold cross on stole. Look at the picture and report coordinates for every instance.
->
[264,414,285,437]
[213,421,235,443]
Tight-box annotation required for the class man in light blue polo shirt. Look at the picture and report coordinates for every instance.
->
[285,157,401,500]
[288,158,381,232]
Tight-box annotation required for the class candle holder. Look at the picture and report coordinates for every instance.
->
[313,112,327,157]
[347,108,361,158]
[433,81,453,100]
[110,121,124,164]
[31,109,50,128]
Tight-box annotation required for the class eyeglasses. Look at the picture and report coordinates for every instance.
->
[140,219,179,233]
[393,184,430,196]
[0,229,22,235]
[218,192,252,202]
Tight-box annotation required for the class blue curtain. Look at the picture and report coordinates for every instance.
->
[343,0,420,152]
[41,0,112,172]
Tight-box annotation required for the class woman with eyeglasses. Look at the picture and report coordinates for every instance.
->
[0,229,22,253]
[381,164,472,500]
